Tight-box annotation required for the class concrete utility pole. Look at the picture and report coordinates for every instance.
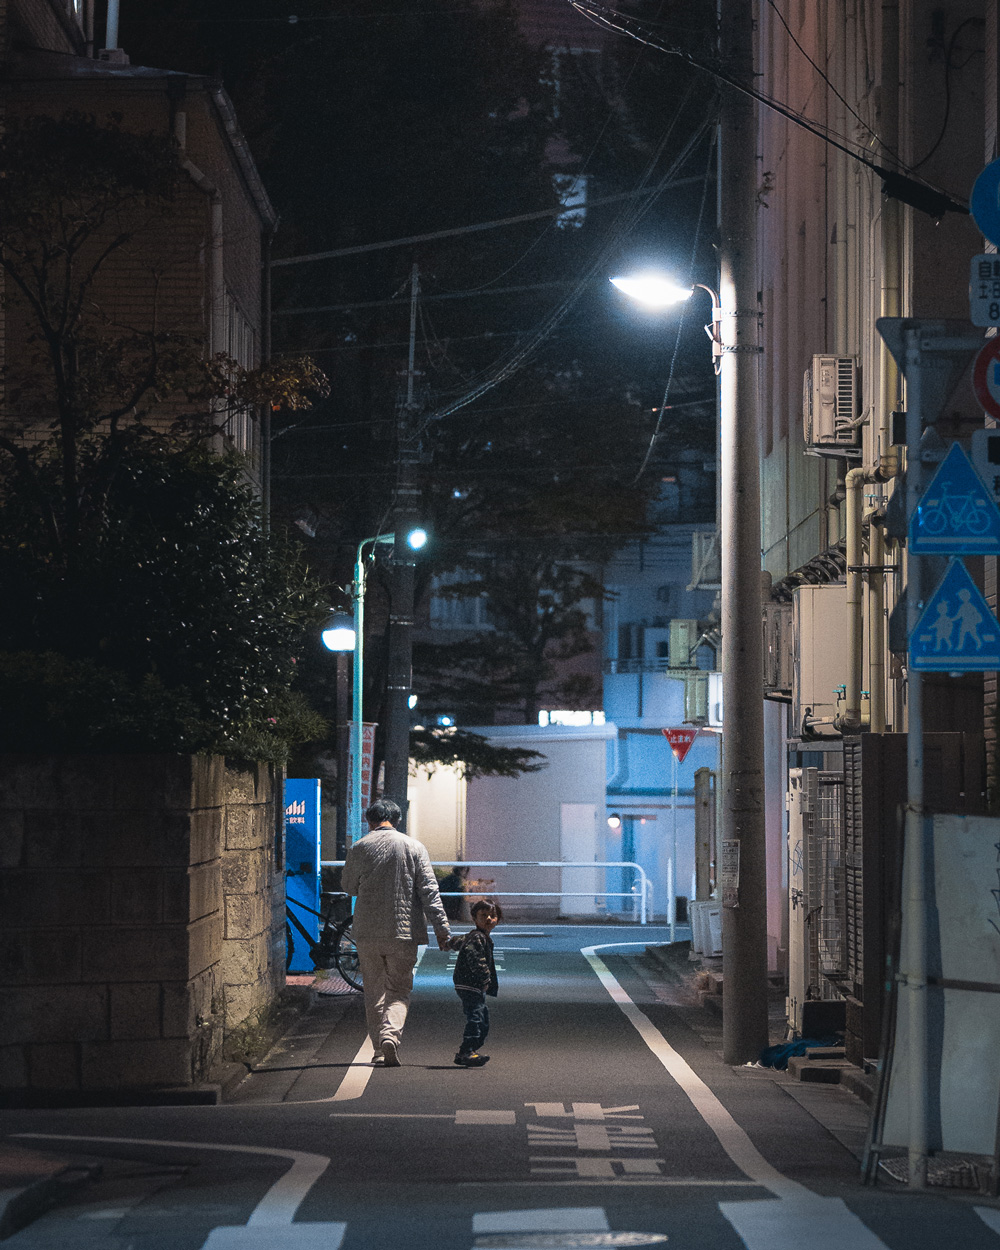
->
[718,0,770,1065]
[382,263,422,826]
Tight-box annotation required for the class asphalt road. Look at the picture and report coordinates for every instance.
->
[3,933,1000,1249]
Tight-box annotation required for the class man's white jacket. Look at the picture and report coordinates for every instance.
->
[342,828,450,943]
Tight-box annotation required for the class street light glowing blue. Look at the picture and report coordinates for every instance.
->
[407,528,428,550]
[610,274,694,308]
[408,694,419,709]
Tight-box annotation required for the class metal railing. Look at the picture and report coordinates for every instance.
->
[319,859,654,925]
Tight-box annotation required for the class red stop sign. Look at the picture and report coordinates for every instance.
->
[663,727,698,763]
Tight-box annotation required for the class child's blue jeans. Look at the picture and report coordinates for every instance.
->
[456,989,490,1054]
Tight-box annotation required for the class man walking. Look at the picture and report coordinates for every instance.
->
[342,798,452,1067]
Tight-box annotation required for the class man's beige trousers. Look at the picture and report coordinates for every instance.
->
[355,938,420,1051]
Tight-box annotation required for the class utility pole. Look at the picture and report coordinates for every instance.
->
[718,0,769,1064]
[382,263,422,827]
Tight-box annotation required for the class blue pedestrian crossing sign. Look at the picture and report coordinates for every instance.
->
[909,441,1000,554]
[910,559,1000,671]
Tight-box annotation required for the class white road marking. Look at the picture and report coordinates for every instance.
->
[527,1103,642,1120]
[325,943,428,1103]
[581,946,803,1199]
[327,1034,377,1103]
[473,1207,610,1232]
[456,1110,517,1125]
[202,1227,346,1248]
[459,1178,760,1188]
[976,1207,1000,1235]
[13,1134,330,1229]
[719,1196,891,1250]
[527,1124,656,1151]
[582,947,894,1250]
[530,1157,665,1178]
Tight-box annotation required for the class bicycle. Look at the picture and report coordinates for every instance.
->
[284,889,363,991]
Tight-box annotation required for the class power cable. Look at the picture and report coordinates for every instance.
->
[630,128,716,486]
[565,0,968,217]
[761,0,899,165]
[270,177,709,268]
[417,118,716,430]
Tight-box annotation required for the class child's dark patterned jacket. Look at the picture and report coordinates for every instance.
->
[451,927,498,997]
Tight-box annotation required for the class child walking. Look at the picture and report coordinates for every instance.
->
[451,899,502,1067]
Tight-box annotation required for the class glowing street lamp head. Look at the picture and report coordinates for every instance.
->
[610,274,694,309]
[321,611,356,652]
[406,527,428,550]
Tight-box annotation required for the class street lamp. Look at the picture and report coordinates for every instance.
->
[610,274,722,369]
[321,611,356,857]
[338,527,428,846]
[612,257,768,1064]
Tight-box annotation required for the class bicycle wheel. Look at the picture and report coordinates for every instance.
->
[921,505,946,535]
[335,929,363,991]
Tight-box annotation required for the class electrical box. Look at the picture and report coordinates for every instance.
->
[792,584,850,738]
[668,618,700,669]
[762,600,794,695]
[803,355,860,456]
[787,768,845,1036]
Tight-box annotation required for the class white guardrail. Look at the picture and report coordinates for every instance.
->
[318,859,654,925]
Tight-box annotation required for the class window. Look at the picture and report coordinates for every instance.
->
[553,173,589,229]
[429,571,492,630]
[224,293,257,454]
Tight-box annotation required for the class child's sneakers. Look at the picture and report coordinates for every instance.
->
[454,1051,489,1067]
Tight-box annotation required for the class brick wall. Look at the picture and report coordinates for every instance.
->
[0,754,284,1098]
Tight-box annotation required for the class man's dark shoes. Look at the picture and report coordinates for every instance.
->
[454,1051,489,1067]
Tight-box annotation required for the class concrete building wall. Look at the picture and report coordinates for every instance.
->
[463,724,613,920]
[0,754,283,1099]
[0,72,271,467]
[406,763,466,863]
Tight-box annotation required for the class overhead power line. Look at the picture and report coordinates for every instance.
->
[566,0,969,218]
[270,177,709,268]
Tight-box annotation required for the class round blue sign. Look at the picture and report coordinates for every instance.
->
[971,158,1000,247]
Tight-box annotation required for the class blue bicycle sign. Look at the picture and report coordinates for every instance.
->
[909,441,1000,554]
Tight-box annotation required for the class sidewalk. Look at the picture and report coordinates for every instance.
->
[636,941,874,1163]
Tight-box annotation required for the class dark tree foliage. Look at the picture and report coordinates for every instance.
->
[415,558,606,725]
[0,446,327,761]
[410,727,546,781]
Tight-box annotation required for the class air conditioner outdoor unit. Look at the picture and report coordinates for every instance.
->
[668,618,700,669]
[803,355,860,456]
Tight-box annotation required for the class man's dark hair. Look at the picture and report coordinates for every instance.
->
[471,897,503,922]
[366,798,401,827]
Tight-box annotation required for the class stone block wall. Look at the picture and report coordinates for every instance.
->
[0,754,284,1098]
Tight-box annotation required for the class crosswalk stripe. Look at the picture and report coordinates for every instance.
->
[201,1225,347,1248]
[719,1196,891,1250]
[976,1206,1000,1236]
[473,1208,610,1233]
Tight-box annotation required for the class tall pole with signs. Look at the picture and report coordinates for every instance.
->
[663,728,698,943]
[873,318,986,1188]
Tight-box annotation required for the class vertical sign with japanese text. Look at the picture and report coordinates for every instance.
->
[720,839,741,908]
[347,721,377,846]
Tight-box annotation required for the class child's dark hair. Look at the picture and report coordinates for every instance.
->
[470,897,503,922]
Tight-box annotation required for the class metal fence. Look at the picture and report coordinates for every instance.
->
[319,859,654,925]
